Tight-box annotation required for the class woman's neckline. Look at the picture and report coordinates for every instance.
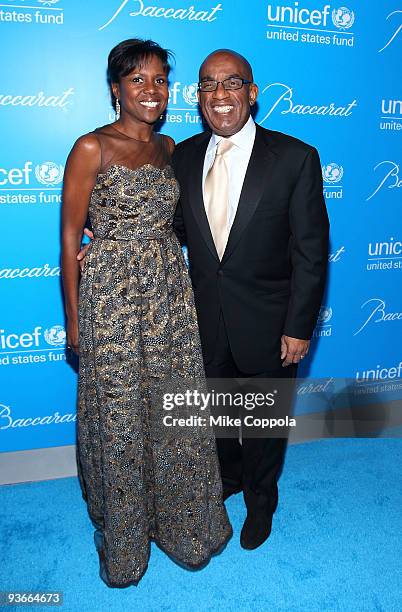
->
[110,124,154,144]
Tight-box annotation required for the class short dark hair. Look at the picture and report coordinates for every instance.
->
[107,38,173,84]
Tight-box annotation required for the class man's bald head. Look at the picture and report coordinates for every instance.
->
[199,49,254,81]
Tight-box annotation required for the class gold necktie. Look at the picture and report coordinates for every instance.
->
[204,138,234,260]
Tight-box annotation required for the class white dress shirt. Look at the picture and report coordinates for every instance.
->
[202,115,256,230]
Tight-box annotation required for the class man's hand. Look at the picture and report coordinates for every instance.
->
[281,335,310,367]
[76,228,94,272]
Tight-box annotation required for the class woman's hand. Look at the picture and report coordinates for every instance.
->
[76,229,94,273]
[67,318,79,355]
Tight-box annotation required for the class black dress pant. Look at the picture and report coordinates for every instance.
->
[204,313,297,518]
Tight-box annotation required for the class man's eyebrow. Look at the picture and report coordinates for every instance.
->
[200,73,242,81]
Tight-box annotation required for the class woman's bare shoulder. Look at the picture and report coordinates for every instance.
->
[66,132,102,174]
[72,132,101,155]
[162,134,175,155]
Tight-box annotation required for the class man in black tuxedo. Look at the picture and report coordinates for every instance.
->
[172,50,329,549]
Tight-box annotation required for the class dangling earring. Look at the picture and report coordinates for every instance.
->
[115,98,120,121]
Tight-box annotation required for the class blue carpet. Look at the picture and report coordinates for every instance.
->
[1,439,401,612]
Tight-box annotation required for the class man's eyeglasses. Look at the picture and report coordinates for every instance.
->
[198,78,252,93]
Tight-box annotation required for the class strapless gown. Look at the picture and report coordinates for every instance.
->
[76,161,232,587]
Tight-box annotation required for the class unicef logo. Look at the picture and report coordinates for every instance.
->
[322,163,344,184]
[44,325,66,347]
[35,162,64,186]
[182,83,199,107]
[332,7,355,30]
[317,307,333,325]
[37,0,61,6]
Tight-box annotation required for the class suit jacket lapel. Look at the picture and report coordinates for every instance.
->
[186,125,277,264]
[187,132,220,261]
[221,125,277,265]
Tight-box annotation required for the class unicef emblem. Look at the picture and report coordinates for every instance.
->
[182,83,199,107]
[44,325,66,347]
[35,162,64,186]
[322,163,344,184]
[317,307,333,325]
[332,7,355,30]
[37,0,61,6]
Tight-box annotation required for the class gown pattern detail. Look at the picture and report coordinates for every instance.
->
[77,127,232,587]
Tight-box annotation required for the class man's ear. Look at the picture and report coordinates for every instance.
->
[249,83,258,107]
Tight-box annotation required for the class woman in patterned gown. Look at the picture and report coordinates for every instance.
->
[61,39,232,587]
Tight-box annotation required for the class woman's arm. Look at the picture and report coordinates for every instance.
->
[61,134,101,353]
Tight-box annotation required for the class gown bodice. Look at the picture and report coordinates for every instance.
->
[89,125,180,241]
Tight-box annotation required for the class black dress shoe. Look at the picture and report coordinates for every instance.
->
[240,485,278,550]
[240,512,273,550]
[270,485,279,514]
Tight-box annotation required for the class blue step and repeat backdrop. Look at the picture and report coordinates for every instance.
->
[0,1,401,453]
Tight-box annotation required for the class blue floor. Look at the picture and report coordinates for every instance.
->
[1,439,401,612]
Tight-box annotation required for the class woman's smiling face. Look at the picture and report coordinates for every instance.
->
[112,54,169,126]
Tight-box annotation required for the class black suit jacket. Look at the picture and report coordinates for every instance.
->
[172,124,329,373]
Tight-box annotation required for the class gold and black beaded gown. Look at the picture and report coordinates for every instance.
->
[76,125,232,587]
